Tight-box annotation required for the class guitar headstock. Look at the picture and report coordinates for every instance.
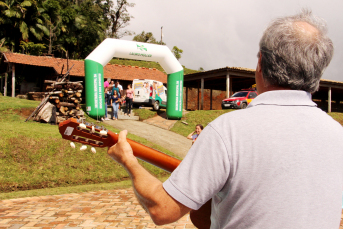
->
[59,118,118,148]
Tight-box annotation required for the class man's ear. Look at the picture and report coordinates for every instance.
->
[256,52,262,73]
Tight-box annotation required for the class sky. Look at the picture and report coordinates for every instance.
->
[121,0,343,82]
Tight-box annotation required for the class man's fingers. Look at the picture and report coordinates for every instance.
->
[118,130,128,143]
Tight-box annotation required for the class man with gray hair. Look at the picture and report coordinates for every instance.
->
[107,10,343,228]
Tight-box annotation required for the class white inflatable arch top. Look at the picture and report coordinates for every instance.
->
[84,38,184,119]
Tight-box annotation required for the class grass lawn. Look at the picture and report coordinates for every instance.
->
[1,94,342,200]
[0,95,179,198]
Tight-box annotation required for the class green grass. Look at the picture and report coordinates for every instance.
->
[328,112,343,126]
[0,177,168,200]
[0,96,179,194]
[131,108,168,121]
[170,110,343,137]
[171,109,234,137]
[109,58,199,75]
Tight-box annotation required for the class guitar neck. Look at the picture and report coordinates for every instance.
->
[59,118,181,173]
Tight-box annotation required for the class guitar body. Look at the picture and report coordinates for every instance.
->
[59,118,211,228]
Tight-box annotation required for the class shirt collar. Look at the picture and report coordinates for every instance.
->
[248,90,317,108]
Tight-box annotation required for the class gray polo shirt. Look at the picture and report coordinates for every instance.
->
[164,90,343,229]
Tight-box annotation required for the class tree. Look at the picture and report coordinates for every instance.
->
[54,0,108,59]
[107,0,135,39]
[41,0,63,55]
[172,46,183,60]
[0,0,49,52]
[132,31,165,45]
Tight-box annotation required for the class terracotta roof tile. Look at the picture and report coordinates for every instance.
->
[2,52,167,83]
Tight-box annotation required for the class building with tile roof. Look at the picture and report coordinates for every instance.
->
[184,66,343,112]
[0,52,167,96]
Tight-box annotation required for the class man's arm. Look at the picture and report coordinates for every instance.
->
[107,130,191,225]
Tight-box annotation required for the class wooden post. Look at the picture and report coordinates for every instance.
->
[4,73,7,96]
[200,78,204,110]
[197,81,200,110]
[226,73,230,98]
[210,89,213,110]
[185,87,188,110]
[0,74,3,94]
[328,87,332,113]
[12,64,15,97]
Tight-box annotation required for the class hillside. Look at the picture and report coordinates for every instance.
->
[109,58,199,75]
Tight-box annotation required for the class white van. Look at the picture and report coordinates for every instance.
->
[132,79,167,110]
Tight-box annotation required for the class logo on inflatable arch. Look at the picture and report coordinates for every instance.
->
[137,44,147,51]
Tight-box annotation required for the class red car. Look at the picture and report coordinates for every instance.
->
[222,89,258,109]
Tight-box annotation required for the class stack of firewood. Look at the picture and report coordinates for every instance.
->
[44,80,85,123]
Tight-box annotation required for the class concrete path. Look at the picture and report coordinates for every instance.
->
[0,188,196,229]
[103,119,191,158]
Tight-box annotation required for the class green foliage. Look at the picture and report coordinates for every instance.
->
[20,40,46,55]
[107,0,135,39]
[172,46,183,60]
[0,0,135,58]
[0,96,177,193]
[133,31,165,45]
[0,0,48,51]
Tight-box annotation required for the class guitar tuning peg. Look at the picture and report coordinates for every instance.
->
[91,147,96,154]
[100,130,107,135]
[79,123,86,129]
[70,142,75,149]
[91,125,95,133]
[80,145,87,151]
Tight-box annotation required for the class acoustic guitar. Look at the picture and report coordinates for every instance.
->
[58,118,211,229]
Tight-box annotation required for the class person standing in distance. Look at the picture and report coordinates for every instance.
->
[107,10,343,228]
[187,124,204,145]
[104,78,111,89]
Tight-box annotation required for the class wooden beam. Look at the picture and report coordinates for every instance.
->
[0,74,3,94]
[200,78,204,110]
[185,87,188,110]
[226,73,230,98]
[197,81,200,110]
[210,89,213,110]
[4,73,7,96]
[12,64,15,97]
[328,87,332,113]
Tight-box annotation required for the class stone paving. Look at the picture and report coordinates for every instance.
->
[0,188,196,229]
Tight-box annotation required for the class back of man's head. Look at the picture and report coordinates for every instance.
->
[259,9,334,93]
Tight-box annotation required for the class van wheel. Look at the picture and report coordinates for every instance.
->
[153,101,160,111]
[241,103,247,109]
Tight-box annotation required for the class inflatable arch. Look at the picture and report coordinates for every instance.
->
[84,38,184,120]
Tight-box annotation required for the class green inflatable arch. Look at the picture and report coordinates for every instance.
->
[84,38,184,120]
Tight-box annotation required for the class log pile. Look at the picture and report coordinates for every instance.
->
[44,80,85,123]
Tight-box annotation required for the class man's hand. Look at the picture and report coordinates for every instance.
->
[107,130,137,167]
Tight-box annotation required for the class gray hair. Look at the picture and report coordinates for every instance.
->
[259,9,334,92]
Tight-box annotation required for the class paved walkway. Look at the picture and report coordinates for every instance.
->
[103,117,191,158]
[0,113,195,229]
[0,188,196,229]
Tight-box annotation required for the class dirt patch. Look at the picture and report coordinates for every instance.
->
[12,108,36,118]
